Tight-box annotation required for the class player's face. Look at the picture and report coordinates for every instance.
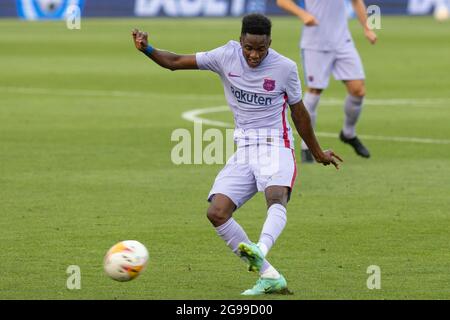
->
[240,34,271,68]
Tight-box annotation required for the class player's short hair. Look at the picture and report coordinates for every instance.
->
[241,14,272,36]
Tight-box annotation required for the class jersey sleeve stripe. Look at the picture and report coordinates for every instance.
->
[281,94,291,149]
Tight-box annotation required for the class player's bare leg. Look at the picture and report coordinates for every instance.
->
[206,193,235,227]
[207,193,254,260]
[340,80,370,158]
[308,88,323,95]
[345,79,366,98]
[300,87,323,163]
[240,186,291,295]
[208,193,253,257]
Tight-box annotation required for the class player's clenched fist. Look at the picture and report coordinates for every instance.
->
[364,29,377,45]
[301,12,319,26]
[132,29,148,51]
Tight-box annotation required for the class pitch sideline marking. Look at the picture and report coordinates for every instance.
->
[182,106,450,145]
[1,86,450,107]
[1,85,449,144]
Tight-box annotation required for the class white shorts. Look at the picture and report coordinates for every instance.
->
[301,42,365,89]
[207,145,297,209]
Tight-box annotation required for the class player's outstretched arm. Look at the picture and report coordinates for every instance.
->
[276,0,318,26]
[289,101,343,169]
[132,29,198,70]
[351,0,377,44]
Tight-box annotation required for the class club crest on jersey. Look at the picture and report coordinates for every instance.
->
[263,78,276,92]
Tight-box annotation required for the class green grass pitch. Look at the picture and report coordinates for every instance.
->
[0,16,449,299]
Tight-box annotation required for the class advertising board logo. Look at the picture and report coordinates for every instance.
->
[134,0,267,17]
[408,0,449,14]
[16,0,84,20]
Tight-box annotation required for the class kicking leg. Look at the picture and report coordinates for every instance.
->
[207,193,279,273]
[240,186,290,295]
[207,193,246,257]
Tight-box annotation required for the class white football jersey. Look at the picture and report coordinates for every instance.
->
[196,41,302,149]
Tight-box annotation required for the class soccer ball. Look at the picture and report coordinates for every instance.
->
[434,5,449,21]
[104,240,149,282]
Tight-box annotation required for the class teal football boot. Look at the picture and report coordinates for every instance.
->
[238,242,264,272]
[241,274,289,296]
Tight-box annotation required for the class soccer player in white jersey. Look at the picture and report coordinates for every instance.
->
[132,14,342,295]
[277,0,377,162]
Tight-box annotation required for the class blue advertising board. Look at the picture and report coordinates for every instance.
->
[0,0,448,18]
[15,0,84,19]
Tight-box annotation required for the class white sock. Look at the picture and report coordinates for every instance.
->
[257,242,268,257]
[215,218,249,258]
[301,92,321,150]
[258,204,287,256]
[260,265,281,279]
[343,94,364,138]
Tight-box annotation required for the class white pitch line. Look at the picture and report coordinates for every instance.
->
[182,106,232,128]
[1,86,450,107]
[2,85,450,145]
[182,106,450,145]
[0,86,222,102]
[318,97,450,106]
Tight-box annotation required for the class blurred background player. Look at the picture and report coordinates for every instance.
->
[277,0,377,162]
[132,14,342,295]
